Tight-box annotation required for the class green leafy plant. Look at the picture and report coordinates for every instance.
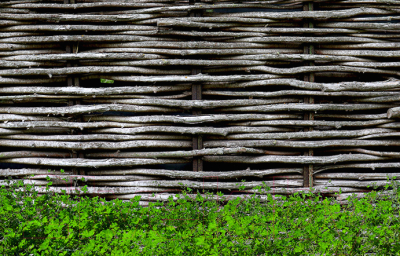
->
[1,175,400,255]
[100,79,114,84]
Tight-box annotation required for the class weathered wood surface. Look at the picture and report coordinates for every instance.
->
[0,0,399,203]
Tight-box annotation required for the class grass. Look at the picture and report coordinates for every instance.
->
[1,175,400,255]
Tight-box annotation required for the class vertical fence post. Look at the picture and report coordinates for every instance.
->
[308,2,315,188]
[65,0,85,177]
[303,2,314,188]
[190,0,203,172]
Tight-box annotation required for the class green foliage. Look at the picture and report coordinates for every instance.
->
[1,175,400,255]
[100,79,114,84]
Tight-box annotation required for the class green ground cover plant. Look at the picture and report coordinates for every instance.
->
[1,172,400,255]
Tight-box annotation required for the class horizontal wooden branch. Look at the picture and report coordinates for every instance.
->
[314,179,393,188]
[315,172,400,180]
[3,52,165,61]
[0,7,32,13]
[350,33,400,39]
[0,35,182,44]
[166,16,295,23]
[315,113,387,120]
[316,49,400,58]
[207,128,392,140]
[0,13,166,22]
[323,148,400,158]
[0,139,192,150]
[0,168,72,177]
[0,93,192,101]
[214,53,369,62]
[0,66,191,76]
[0,127,69,135]
[352,95,400,103]
[79,59,290,67]
[203,78,400,92]
[228,119,392,128]
[82,98,300,109]
[242,186,369,195]
[0,114,62,121]
[83,114,300,124]
[204,139,400,149]
[228,36,383,44]
[24,174,162,182]
[204,65,399,76]
[320,43,400,50]
[81,38,375,49]
[86,167,303,179]
[2,96,80,104]
[0,20,32,26]
[84,47,302,55]
[7,2,167,8]
[224,26,359,34]
[157,19,273,28]
[0,158,191,167]
[1,122,293,134]
[203,90,400,98]
[340,62,400,69]
[378,123,400,129]
[85,147,300,158]
[79,0,178,4]
[0,134,190,141]
[7,2,300,11]
[0,32,44,38]
[213,8,392,19]
[112,29,267,37]
[213,103,394,112]
[0,24,157,32]
[317,22,400,30]
[0,60,65,68]
[93,126,293,136]
[0,77,66,85]
[314,162,400,174]
[0,94,192,102]
[0,121,156,130]
[6,78,398,94]
[0,43,62,51]
[0,85,191,95]
[83,74,283,82]
[89,179,303,188]
[357,132,400,140]
[204,154,392,165]
[0,49,66,57]
[0,104,183,115]
[0,151,70,159]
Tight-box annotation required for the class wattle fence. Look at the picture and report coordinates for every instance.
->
[1,0,400,205]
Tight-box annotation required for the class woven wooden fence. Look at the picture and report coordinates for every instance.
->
[0,0,400,206]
